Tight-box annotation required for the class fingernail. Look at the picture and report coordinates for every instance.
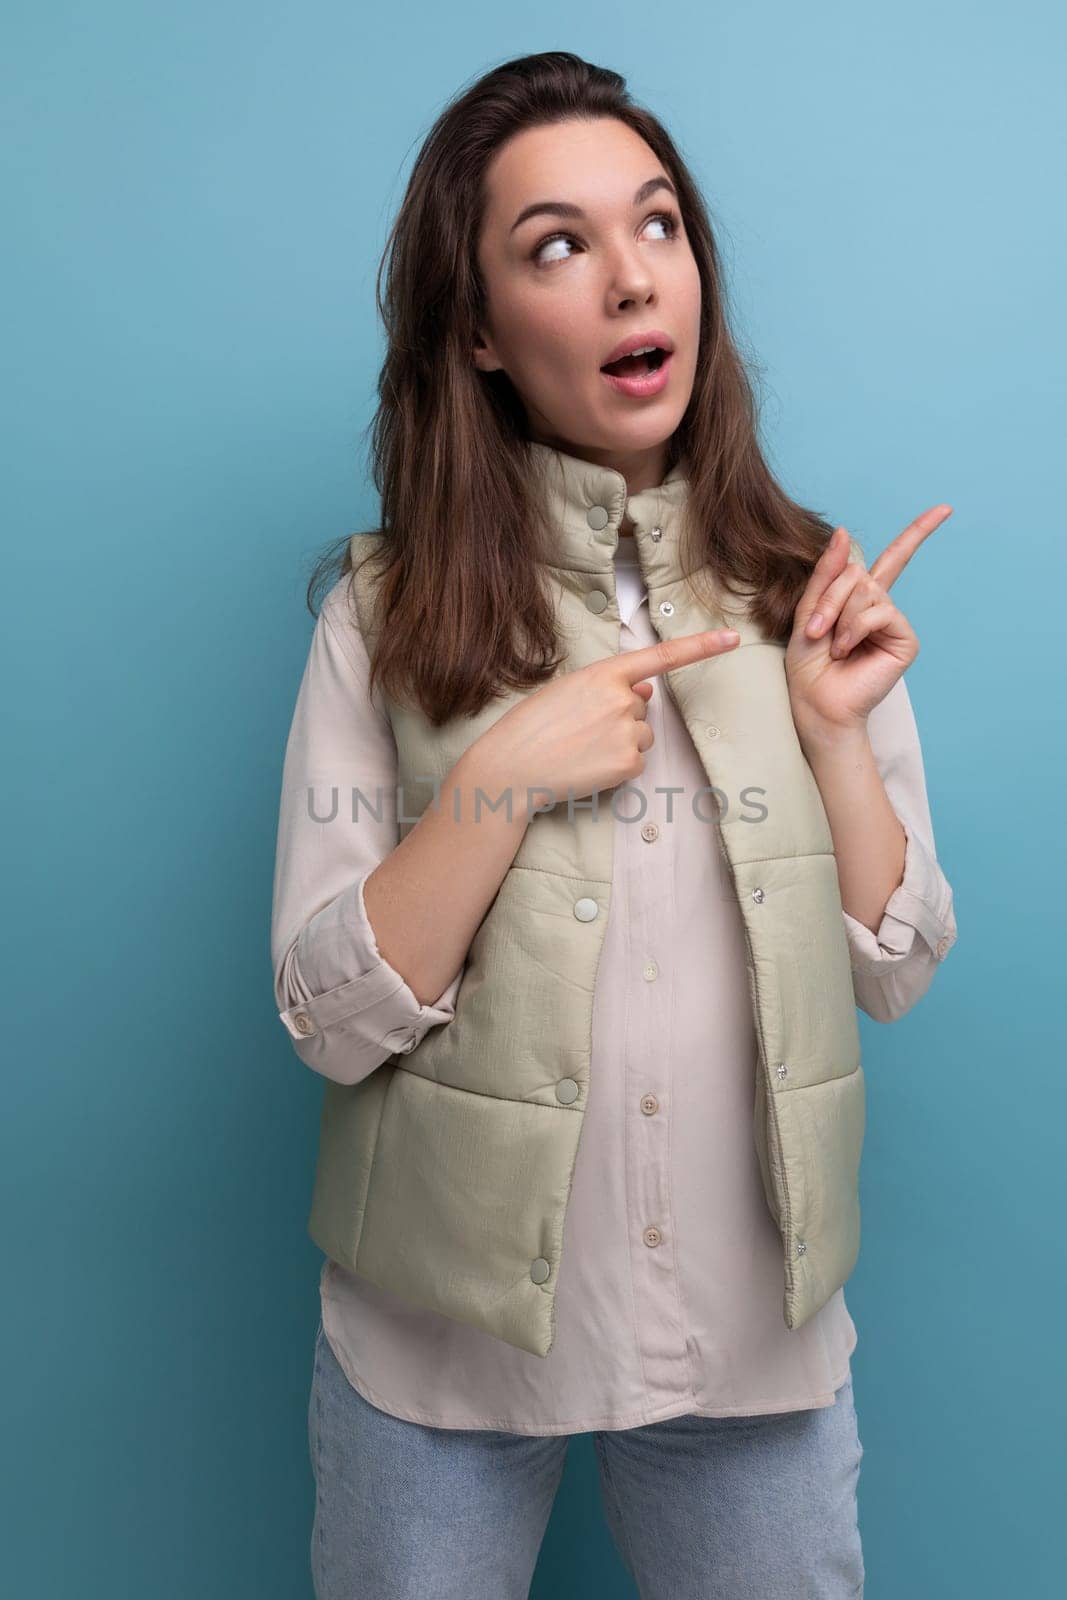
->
[808,613,824,634]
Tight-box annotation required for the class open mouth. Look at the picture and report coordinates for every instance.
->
[600,347,669,377]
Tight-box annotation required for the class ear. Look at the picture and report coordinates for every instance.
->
[472,332,503,374]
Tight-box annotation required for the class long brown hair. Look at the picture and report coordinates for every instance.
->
[306,50,839,726]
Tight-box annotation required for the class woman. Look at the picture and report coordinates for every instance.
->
[271,50,957,1599]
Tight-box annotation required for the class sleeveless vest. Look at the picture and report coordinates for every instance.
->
[306,442,866,1359]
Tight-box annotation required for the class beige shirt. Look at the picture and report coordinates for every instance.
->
[271,540,958,1435]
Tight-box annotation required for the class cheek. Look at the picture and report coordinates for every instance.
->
[504,302,590,387]
[678,277,703,377]
[677,260,702,329]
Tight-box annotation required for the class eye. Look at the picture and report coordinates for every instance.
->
[531,209,682,267]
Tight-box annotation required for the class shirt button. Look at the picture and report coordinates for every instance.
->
[293,1013,314,1035]
[530,1257,551,1283]
[640,822,659,842]
[585,589,608,613]
[586,505,610,529]
[643,1226,662,1247]
[659,600,675,617]
[555,1077,580,1104]
[573,897,599,921]
[642,960,659,982]
[936,936,951,958]
[704,723,721,739]
[640,1093,659,1115]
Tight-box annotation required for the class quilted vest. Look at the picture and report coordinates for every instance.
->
[306,441,866,1359]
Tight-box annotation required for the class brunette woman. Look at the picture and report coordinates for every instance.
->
[271,50,957,1599]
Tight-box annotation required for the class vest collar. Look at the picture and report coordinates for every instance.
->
[527,440,698,587]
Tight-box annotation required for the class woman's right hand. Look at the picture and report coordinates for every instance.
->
[472,627,741,812]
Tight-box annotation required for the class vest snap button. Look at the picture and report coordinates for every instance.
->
[573,897,599,921]
[776,1061,788,1080]
[649,525,663,541]
[585,589,608,613]
[530,1257,551,1283]
[751,887,765,903]
[704,724,721,739]
[586,505,610,530]
[659,600,675,617]
[555,1077,579,1104]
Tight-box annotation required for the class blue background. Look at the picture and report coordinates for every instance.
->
[3,3,1062,1595]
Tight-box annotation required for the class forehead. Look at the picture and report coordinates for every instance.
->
[482,118,662,221]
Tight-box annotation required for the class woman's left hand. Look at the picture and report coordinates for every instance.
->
[785,506,953,736]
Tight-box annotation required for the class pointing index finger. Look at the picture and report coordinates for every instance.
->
[617,628,741,685]
[869,505,954,590]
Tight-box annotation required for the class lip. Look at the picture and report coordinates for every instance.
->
[600,328,675,367]
[600,349,674,399]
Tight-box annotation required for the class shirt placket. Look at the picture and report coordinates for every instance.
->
[619,611,693,1404]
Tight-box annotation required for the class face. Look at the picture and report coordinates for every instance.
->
[473,117,702,494]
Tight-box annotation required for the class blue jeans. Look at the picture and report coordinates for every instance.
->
[308,1319,865,1598]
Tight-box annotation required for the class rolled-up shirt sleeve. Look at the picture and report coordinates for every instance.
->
[270,579,463,1085]
[842,674,958,1024]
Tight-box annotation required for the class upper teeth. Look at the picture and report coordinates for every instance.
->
[625,345,658,357]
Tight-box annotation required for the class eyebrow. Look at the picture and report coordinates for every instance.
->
[508,176,678,234]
